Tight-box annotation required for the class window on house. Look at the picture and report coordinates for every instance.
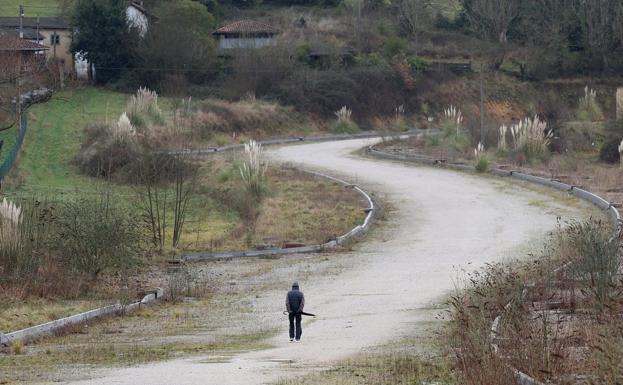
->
[50,33,60,45]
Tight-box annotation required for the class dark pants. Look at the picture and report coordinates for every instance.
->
[289,313,302,340]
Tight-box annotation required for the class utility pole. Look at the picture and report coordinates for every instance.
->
[19,4,24,38]
[479,63,485,145]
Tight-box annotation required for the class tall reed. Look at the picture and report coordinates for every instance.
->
[127,87,162,125]
[239,140,267,199]
[577,86,604,121]
[110,113,136,143]
[509,115,552,161]
[442,105,463,138]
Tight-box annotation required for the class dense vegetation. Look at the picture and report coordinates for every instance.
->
[64,0,623,121]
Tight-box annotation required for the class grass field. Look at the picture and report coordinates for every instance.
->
[0,85,365,255]
[10,87,127,193]
[0,0,65,17]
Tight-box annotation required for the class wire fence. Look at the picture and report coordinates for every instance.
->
[0,113,28,180]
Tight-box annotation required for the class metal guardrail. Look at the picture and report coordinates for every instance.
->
[0,113,28,180]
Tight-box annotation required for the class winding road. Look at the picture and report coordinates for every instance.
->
[62,138,594,385]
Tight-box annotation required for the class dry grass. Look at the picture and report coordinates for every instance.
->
[448,221,622,385]
[253,168,366,247]
[276,354,454,385]
[187,157,366,252]
[0,299,111,332]
[193,97,309,142]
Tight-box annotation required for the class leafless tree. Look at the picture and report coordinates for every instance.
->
[461,0,520,44]
[397,0,433,55]
[583,0,623,71]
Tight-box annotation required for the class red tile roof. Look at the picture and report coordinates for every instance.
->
[0,32,49,51]
[213,19,278,35]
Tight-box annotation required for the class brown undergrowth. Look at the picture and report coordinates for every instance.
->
[447,220,622,385]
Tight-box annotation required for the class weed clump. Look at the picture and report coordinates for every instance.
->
[576,86,604,121]
[331,106,359,134]
[509,115,552,163]
[441,105,463,139]
[599,136,623,164]
[473,142,488,173]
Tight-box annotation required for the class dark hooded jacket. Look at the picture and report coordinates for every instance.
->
[286,282,305,314]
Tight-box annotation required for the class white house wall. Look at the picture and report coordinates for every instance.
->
[126,6,148,37]
[218,37,276,49]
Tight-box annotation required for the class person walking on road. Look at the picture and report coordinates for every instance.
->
[286,281,305,342]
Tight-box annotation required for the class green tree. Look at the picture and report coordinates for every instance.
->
[71,0,139,84]
[137,0,217,86]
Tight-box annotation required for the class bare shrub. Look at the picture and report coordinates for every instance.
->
[130,151,199,251]
[74,123,140,178]
[52,195,140,280]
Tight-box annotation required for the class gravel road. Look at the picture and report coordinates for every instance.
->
[61,138,594,385]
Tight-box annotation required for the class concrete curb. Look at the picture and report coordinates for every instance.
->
[367,145,621,385]
[366,147,621,233]
[0,288,164,347]
[181,170,375,262]
[168,129,435,157]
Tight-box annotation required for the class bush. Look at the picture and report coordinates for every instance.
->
[330,120,360,134]
[74,123,140,178]
[599,136,622,164]
[53,195,140,279]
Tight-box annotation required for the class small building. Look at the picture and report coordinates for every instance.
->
[213,20,279,50]
[0,31,48,71]
[0,17,72,74]
[0,26,44,43]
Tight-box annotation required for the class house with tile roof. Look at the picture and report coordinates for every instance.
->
[213,20,279,49]
[0,31,48,74]
[0,17,73,74]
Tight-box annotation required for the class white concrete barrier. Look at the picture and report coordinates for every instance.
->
[1,288,163,346]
